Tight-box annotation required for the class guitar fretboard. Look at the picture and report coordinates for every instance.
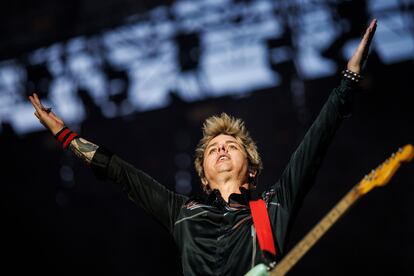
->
[270,186,361,276]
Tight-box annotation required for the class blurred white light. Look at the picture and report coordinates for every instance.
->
[0,0,412,135]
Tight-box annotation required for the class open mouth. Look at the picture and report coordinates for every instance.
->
[217,154,230,163]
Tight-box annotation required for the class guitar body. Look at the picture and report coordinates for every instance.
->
[245,264,269,276]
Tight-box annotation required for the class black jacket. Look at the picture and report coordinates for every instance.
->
[90,79,355,275]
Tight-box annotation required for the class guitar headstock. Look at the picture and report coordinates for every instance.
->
[357,144,413,195]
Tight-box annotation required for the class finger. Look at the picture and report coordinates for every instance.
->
[361,20,377,58]
[366,19,377,44]
[33,93,51,114]
[33,93,56,116]
[34,112,47,128]
[29,95,47,117]
[33,93,44,108]
[34,112,46,128]
[357,25,373,52]
[363,19,376,46]
[354,19,377,59]
[29,95,43,111]
[369,18,377,31]
[364,19,377,43]
[29,96,42,112]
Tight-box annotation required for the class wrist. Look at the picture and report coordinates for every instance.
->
[347,66,360,74]
[51,126,65,136]
[341,69,363,83]
[54,126,80,149]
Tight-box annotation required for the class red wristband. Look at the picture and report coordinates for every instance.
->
[55,126,80,149]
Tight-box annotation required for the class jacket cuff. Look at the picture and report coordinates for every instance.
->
[334,78,356,118]
[90,146,113,180]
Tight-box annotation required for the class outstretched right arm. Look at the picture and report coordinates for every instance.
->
[28,93,187,232]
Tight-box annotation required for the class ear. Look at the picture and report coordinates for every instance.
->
[201,177,208,186]
[249,170,257,178]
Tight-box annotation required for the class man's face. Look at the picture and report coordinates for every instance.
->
[202,134,249,189]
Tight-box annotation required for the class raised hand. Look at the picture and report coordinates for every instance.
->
[28,93,65,135]
[347,19,377,74]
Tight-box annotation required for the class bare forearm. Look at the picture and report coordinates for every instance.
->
[68,137,99,165]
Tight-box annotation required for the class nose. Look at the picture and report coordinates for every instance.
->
[218,144,228,153]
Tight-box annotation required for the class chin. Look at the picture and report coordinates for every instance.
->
[216,165,232,172]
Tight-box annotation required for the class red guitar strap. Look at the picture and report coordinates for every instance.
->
[249,199,277,256]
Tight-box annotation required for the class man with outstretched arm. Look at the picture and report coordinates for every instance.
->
[29,19,377,276]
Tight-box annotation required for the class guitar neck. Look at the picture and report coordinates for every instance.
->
[271,184,362,276]
[265,144,414,276]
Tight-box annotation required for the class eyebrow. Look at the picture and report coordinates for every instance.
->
[206,140,239,150]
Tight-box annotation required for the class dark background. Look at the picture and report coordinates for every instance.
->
[1,1,413,275]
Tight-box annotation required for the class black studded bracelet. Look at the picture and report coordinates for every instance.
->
[341,69,363,83]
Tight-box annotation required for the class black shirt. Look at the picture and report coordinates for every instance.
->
[90,79,355,275]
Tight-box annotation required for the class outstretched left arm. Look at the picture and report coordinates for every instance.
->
[265,19,378,256]
[274,19,378,212]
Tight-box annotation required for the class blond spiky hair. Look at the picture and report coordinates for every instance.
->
[194,113,262,193]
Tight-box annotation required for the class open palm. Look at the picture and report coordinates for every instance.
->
[347,19,377,74]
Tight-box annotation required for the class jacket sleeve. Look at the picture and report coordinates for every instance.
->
[270,79,356,214]
[90,146,188,233]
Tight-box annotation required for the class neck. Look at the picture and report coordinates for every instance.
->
[213,177,249,202]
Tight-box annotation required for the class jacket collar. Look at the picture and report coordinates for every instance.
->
[204,187,260,209]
